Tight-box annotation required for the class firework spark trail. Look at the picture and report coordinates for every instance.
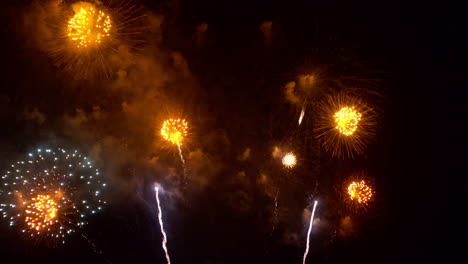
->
[82,234,112,264]
[298,105,305,125]
[155,187,171,264]
[270,189,279,238]
[302,200,318,264]
[274,190,279,221]
[177,143,187,181]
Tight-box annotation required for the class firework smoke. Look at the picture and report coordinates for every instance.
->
[302,200,318,264]
[155,186,171,264]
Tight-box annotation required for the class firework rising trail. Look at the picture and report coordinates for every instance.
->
[298,105,305,126]
[155,186,171,264]
[177,143,187,182]
[302,200,318,264]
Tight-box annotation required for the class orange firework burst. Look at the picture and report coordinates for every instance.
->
[347,180,373,205]
[37,0,148,79]
[315,93,376,158]
[67,4,112,48]
[161,119,188,145]
[282,152,297,168]
[25,194,59,231]
[342,172,375,211]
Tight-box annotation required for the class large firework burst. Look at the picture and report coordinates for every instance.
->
[315,93,377,158]
[41,0,148,79]
[0,148,106,246]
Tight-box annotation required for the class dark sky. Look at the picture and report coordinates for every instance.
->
[0,0,464,263]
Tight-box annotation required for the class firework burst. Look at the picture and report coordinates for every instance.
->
[315,93,377,158]
[0,148,106,246]
[67,3,112,49]
[343,172,375,211]
[160,118,189,180]
[41,0,148,79]
[161,119,188,146]
[347,180,373,204]
[282,152,297,168]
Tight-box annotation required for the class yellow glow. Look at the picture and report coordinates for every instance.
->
[161,119,188,145]
[282,152,297,168]
[67,4,112,48]
[347,180,373,204]
[24,194,58,231]
[334,106,362,136]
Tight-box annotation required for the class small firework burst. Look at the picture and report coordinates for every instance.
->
[282,152,297,168]
[315,93,377,158]
[161,119,188,146]
[347,180,373,205]
[343,172,375,211]
[0,148,106,246]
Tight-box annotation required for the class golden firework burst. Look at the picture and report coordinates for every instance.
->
[334,106,362,136]
[24,194,59,231]
[31,0,148,79]
[347,180,373,205]
[282,152,297,168]
[315,93,376,158]
[67,5,112,48]
[161,119,188,145]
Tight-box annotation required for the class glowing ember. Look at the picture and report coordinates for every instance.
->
[67,5,112,48]
[334,106,362,136]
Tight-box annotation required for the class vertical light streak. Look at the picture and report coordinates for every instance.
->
[298,106,305,125]
[155,187,171,264]
[302,200,318,264]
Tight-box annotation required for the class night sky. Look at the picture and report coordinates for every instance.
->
[0,0,464,263]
